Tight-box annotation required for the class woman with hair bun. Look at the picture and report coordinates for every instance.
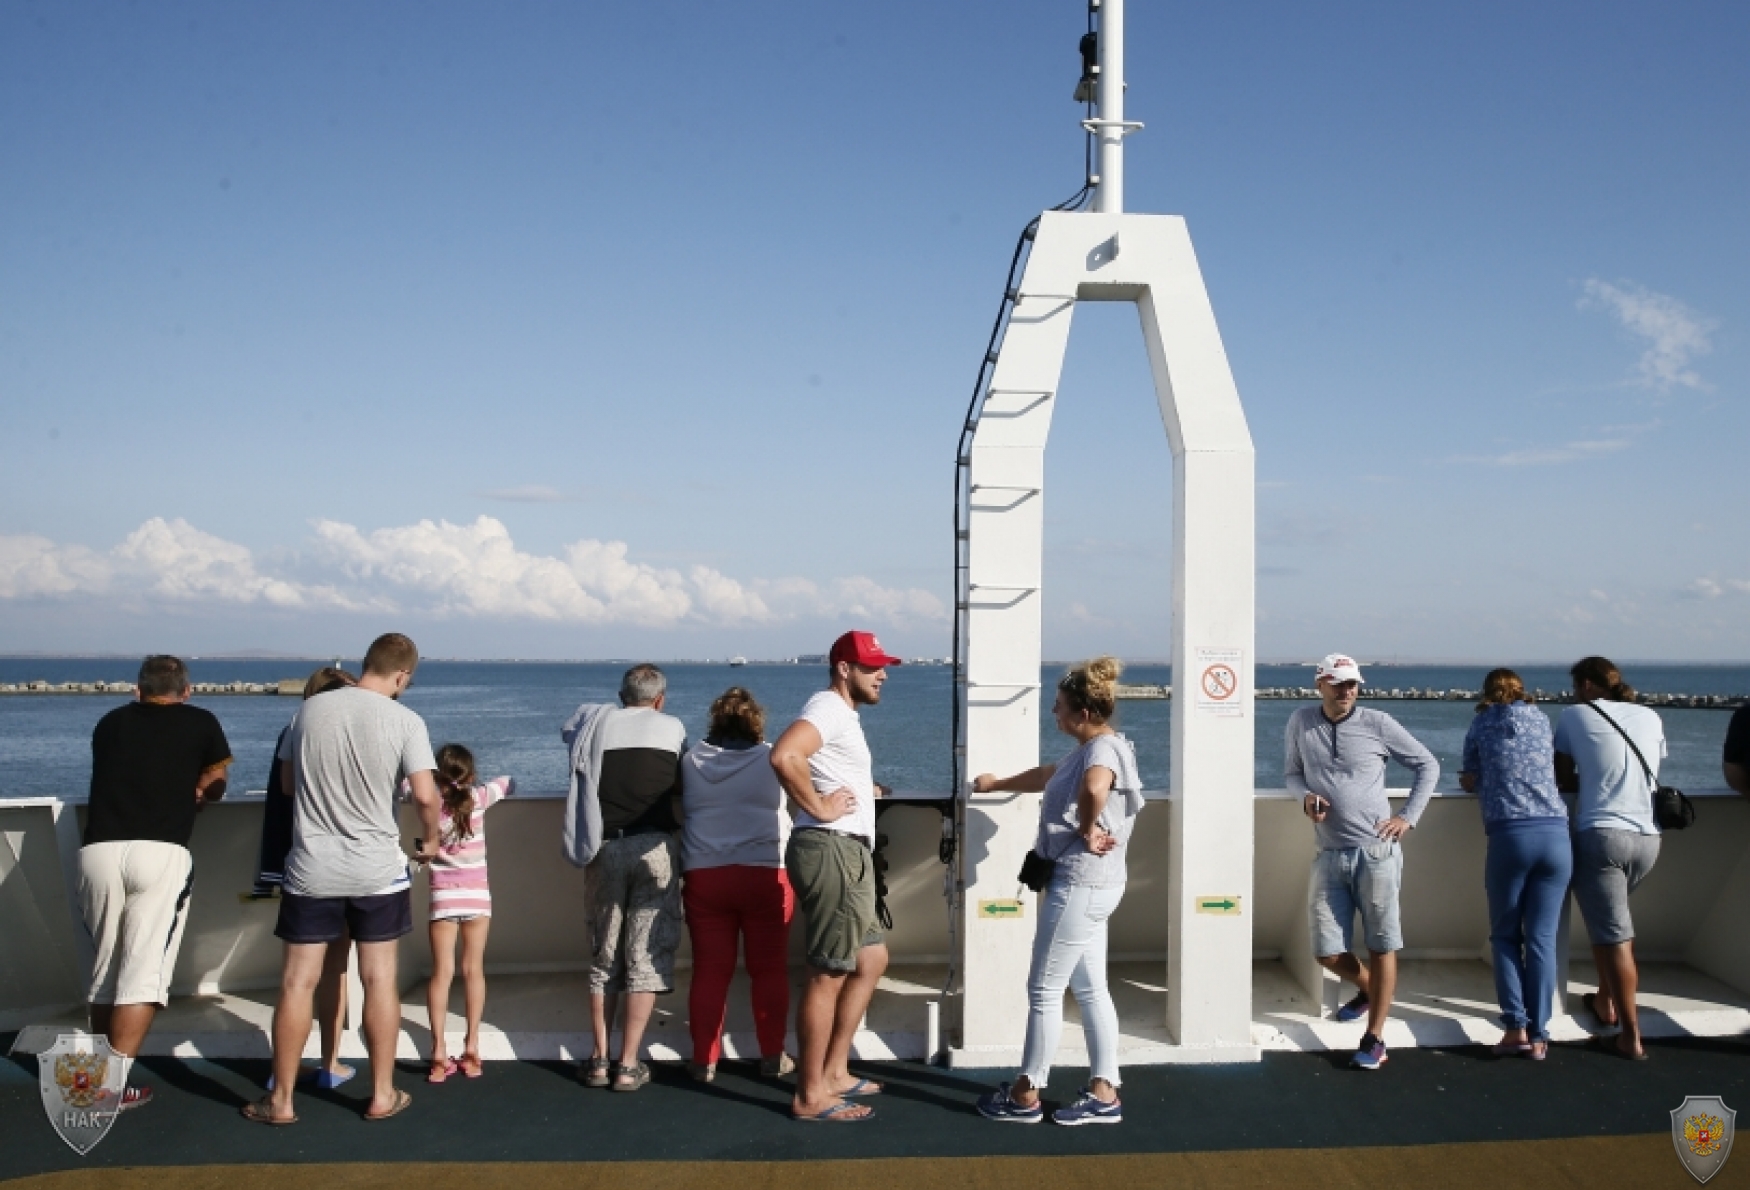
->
[1458,668,1569,1060]
[972,656,1145,1126]
[679,687,796,1082]
[1554,656,1664,1060]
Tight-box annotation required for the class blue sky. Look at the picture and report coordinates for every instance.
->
[1,1,1745,662]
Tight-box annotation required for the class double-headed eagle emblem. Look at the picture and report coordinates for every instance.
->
[1685,1113,1727,1158]
[54,1051,115,1111]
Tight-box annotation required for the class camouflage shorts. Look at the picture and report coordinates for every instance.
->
[585,833,682,995]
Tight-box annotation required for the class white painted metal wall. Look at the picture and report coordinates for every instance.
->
[955,209,1257,1062]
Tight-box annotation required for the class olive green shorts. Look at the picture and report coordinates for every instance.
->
[785,828,883,973]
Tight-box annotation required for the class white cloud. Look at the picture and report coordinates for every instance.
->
[1580,278,1717,392]
[0,518,358,609]
[1684,577,1750,600]
[1469,437,1633,467]
[0,516,945,629]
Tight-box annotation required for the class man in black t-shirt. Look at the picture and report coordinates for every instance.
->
[1726,704,1750,799]
[81,655,231,1110]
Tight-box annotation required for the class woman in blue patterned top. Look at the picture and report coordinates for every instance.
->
[1459,667,1570,1060]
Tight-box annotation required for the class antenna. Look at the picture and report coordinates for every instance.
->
[1084,0,1143,215]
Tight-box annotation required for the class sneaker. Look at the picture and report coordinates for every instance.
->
[975,1082,1044,1124]
[1052,1088,1122,1126]
[1351,1032,1388,1071]
[759,1052,796,1078]
[1334,993,1370,1023]
[119,1085,153,1111]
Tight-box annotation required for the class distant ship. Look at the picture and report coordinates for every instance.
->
[728,656,746,667]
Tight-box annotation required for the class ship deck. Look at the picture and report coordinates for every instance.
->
[3,1029,1745,1188]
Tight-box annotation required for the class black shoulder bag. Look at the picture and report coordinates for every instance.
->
[1017,848,1056,892]
[1584,702,1695,831]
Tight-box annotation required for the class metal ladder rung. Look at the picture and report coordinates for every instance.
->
[969,582,1039,591]
[970,484,1040,494]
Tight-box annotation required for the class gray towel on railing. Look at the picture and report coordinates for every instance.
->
[560,702,613,867]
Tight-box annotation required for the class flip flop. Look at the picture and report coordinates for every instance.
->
[427,1058,457,1084]
[1587,1034,1648,1061]
[240,1097,297,1126]
[364,1089,414,1120]
[842,1077,883,1097]
[459,1053,483,1079]
[1581,993,1619,1028]
[267,1063,357,1091]
[794,1100,875,1123]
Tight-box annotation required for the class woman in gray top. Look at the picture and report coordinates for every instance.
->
[972,656,1145,1127]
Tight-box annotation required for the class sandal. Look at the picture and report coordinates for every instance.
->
[1582,992,1619,1028]
[459,1053,483,1079]
[760,1052,796,1078]
[687,1062,715,1083]
[427,1057,457,1084]
[611,1061,650,1092]
[364,1088,414,1120]
[581,1056,611,1088]
[240,1096,297,1126]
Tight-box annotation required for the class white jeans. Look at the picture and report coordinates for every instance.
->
[1019,878,1125,1089]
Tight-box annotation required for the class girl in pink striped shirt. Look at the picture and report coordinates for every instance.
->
[424,743,514,1083]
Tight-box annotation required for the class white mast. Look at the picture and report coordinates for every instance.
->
[1092,0,1128,214]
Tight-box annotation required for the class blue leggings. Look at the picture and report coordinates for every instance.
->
[1483,824,1573,1040]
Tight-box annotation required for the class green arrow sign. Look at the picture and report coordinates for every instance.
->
[1196,896,1242,916]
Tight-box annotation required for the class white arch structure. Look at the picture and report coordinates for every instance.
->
[953,208,1258,1062]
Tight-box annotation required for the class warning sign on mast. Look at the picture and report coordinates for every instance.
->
[1193,647,1245,718]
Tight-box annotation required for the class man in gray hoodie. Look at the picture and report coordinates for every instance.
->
[1285,653,1438,1071]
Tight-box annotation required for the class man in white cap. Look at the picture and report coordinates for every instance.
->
[1285,653,1439,1070]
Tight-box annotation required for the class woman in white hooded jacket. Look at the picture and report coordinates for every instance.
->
[680,687,795,1081]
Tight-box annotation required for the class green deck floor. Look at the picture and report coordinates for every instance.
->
[4,1035,1747,1186]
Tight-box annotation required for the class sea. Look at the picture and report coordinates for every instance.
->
[1,658,1745,799]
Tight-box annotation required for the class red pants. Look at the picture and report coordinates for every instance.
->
[683,864,794,1064]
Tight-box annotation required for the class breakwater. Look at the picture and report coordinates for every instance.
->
[1114,684,1746,708]
[3,678,1742,709]
[0,680,302,696]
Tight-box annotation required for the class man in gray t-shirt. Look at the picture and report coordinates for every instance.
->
[1285,653,1438,1072]
[250,633,441,1127]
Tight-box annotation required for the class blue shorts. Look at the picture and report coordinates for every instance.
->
[1309,841,1404,956]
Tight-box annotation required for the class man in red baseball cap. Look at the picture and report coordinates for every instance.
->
[769,631,900,1122]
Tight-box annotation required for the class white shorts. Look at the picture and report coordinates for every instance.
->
[78,841,194,1007]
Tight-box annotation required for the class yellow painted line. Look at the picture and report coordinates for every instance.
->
[0,1134,1695,1190]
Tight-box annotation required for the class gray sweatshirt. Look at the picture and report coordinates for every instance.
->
[1284,705,1439,851]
